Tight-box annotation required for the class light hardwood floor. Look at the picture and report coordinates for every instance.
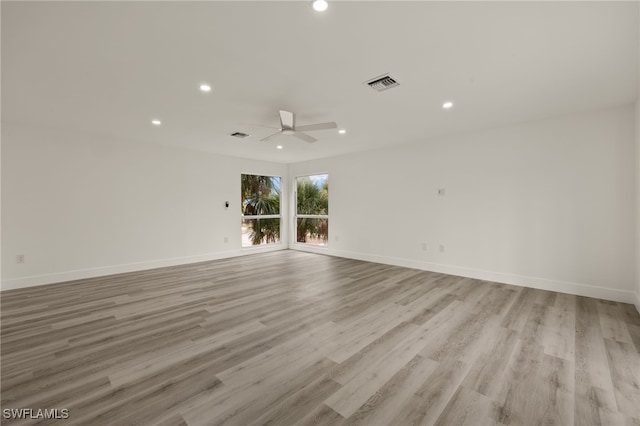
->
[1,250,639,426]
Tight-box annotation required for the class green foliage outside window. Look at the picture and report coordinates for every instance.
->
[241,174,280,246]
[296,175,328,243]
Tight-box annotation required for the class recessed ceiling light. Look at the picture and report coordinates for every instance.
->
[200,84,211,92]
[338,129,346,134]
[151,119,162,126]
[442,101,454,109]
[312,0,328,12]
[276,145,283,150]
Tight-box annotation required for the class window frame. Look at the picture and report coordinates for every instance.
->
[241,174,283,249]
[294,173,329,247]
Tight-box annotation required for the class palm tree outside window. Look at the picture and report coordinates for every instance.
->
[241,174,281,247]
[295,174,328,246]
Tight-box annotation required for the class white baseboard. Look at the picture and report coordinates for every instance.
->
[1,244,286,291]
[292,246,637,305]
[4,245,637,308]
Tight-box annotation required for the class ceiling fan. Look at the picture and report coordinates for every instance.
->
[249,110,337,143]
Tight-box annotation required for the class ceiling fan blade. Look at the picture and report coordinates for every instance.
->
[241,123,280,130]
[293,132,317,143]
[295,122,338,132]
[260,131,283,142]
[279,110,295,130]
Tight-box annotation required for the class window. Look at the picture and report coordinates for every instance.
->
[295,174,328,246]
[241,174,281,247]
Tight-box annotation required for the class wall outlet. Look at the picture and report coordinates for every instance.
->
[421,243,428,251]
[16,254,25,264]
[437,188,446,196]
[223,237,229,243]
[439,244,445,253]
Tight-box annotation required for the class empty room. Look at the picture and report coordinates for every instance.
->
[1,1,639,425]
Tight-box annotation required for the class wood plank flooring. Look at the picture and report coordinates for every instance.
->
[1,250,639,426]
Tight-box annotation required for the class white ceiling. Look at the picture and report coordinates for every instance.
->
[2,1,639,164]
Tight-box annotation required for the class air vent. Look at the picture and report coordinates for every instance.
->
[365,74,399,92]
[230,131,250,138]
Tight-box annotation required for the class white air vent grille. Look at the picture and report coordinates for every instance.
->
[230,131,250,138]
[365,74,399,92]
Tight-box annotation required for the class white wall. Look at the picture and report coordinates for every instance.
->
[636,1,640,312]
[1,123,288,290]
[636,100,640,311]
[3,106,637,303]
[290,105,637,304]
[635,0,640,313]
